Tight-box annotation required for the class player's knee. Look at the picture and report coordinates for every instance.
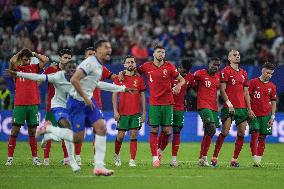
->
[129,130,138,140]
[205,123,216,137]
[28,127,37,136]
[163,127,171,135]
[173,127,181,134]
[221,130,229,137]
[59,119,71,129]
[150,127,158,133]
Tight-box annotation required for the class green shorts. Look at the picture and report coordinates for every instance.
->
[198,108,220,128]
[221,108,249,126]
[117,114,142,131]
[148,105,173,127]
[12,105,39,127]
[173,111,184,128]
[45,111,58,127]
[249,116,272,135]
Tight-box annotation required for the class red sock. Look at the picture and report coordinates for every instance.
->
[213,133,225,158]
[199,136,205,159]
[160,134,170,151]
[43,140,52,158]
[130,139,137,160]
[250,132,259,156]
[29,136,38,157]
[257,135,267,156]
[158,132,165,149]
[202,135,213,157]
[172,133,180,156]
[115,139,122,155]
[7,136,17,157]
[150,132,158,156]
[61,140,68,158]
[75,143,82,156]
[233,136,244,159]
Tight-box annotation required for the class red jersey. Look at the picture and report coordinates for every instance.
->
[114,75,146,115]
[220,65,248,108]
[173,73,195,111]
[138,61,179,105]
[249,78,277,116]
[14,64,41,106]
[92,66,113,109]
[194,69,220,111]
[43,65,60,111]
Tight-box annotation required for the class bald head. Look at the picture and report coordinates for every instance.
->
[228,50,240,64]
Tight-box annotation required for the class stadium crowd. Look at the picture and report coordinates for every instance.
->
[0,0,284,65]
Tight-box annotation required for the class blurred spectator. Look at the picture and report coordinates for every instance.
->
[131,39,148,63]
[0,77,12,110]
[166,39,181,63]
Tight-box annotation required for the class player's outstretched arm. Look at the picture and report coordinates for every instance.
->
[112,92,120,121]
[97,81,126,92]
[6,69,57,83]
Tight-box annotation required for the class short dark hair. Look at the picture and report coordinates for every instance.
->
[18,48,33,59]
[94,39,109,50]
[263,62,276,70]
[123,55,135,63]
[85,46,95,53]
[153,45,165,51]
[181,58,192,72]
[208,57,221,64]
[59,48,72,57]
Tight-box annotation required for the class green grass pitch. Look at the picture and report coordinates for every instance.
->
[0,141,283,189]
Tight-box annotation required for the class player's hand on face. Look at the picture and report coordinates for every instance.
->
[84,98,94,110]
[5,69,17,78]
[114,112,120,121]
[141,113,146,123]
[125,87,137,94]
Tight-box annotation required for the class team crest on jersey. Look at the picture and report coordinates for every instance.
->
[268,88,271,93]
[76,124,80,128]
[163,69,167,77]
[133,79,138,87]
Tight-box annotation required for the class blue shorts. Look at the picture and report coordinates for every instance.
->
[67,96,104,132]
[51,107,70,123]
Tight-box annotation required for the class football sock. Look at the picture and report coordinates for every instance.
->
[202,135,213,157]
[43,140,52,158]
[213,133,225,158]
[160,133,170,151]
[250,132,259,156]
[130,139,137,160]
[7,135,17,157]
[94,135,106,168]
[233,136,244,159]
[150,132,158,156]
[29,136,38,157]
[158,131,165,149]
[172,133,180,157]
[75,143,82,156]
[199,136,205,159]
[115,138,122,155]
[62,140,68,158]
[257,135,267,156]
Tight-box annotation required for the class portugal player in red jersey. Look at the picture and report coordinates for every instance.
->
[137,45,185,167]
[6,48,49,166]
[249,62,277,167]
[42,49,72,166]
[194,58,221,166]
[211,50,255,167]
[112,55,146,167]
